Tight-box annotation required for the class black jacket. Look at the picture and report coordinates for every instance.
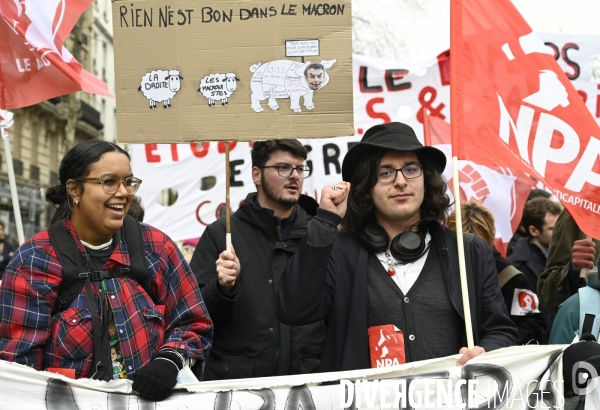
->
[507,237,547,291]
[508,237,556,328]
[506,227,526,257]
[277,213,518,372]
[493,249,548,345]
[190,193,325,380]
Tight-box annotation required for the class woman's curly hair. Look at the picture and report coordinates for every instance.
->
[342,148,451,233]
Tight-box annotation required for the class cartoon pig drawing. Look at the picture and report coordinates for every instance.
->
[249,59,336,113]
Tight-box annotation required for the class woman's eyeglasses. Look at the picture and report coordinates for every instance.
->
[79,176,143,195]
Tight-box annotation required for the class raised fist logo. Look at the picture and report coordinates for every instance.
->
[511,289,540,316]
[448,164,491,204]
[518,291,537,310]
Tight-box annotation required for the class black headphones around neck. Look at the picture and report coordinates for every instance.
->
[358,223,430,263]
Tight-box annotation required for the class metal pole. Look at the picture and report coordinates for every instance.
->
[1,130,25,245]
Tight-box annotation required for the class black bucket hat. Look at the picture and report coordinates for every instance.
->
[342,122,447,181]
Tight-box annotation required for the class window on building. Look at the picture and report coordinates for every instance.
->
[30,165,40,181]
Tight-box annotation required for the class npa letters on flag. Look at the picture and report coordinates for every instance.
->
[450,0,600,239]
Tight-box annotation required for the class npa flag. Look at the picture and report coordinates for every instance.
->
[0,0,113,109]
[450,0,600,239]
[424,114,533,255]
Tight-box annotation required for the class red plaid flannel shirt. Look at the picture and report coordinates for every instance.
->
[0,218,213,379]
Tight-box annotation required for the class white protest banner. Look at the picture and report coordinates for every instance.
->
[0,345,572,409]
[131,137,359,241]
[133,35,600,241]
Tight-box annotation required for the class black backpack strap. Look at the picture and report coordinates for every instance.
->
[582,314,596,336]
[462,233,480,346]
[48,221,88,312]
[121,216,155,304]
[84,278,111,381]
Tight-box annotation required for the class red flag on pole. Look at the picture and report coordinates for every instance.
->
[424,113,533,256]
[450,0,600,239]
[0,0,113,109]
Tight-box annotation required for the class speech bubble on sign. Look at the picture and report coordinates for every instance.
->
[286,40,320,57]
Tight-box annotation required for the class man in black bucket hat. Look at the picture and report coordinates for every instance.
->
[277,122,518,372]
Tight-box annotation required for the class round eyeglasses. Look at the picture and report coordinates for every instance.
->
[79,176,143,195]
[259,164,312,179]
[376,164,423,184]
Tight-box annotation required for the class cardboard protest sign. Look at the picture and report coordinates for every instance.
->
[112,0,353,143]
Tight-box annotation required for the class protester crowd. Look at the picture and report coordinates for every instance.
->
[0,122,598,403]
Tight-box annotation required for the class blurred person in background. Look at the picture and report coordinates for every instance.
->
[507,189,552,256]
[181,237,199,264]
[538,209,599,313]
[127,196,145,222]
[508,197,561,291]
[508,197,561,329]
[447,202,548,345]
[0,221,15,280]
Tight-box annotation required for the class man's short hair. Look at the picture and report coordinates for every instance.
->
[446,202,496,249]
[304,63,324,78]
[521,197,561,236]
[527,189,552,201]
[251,140,307,168]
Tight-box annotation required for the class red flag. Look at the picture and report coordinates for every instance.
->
[424,113,533,256]
[0,0,113,109]
[450,0,600,239]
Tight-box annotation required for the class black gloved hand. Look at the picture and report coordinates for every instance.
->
[132,349,184,401]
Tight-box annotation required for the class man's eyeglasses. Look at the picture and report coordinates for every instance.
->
[78,176,143,195]
[259,164,312,179]
[376,164,423,184]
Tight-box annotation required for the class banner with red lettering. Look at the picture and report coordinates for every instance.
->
[133,39,600,242]
[450,0,600,238]
[424,114,534,255]
[0,0,113,109]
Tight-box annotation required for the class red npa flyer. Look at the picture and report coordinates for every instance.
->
[368,324,405,368]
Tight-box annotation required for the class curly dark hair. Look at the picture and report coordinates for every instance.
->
[342,148,451,234]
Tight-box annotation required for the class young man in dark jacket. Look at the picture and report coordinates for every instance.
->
[508,197,561,291]
[277,122,518,372]
[190,139,324,380]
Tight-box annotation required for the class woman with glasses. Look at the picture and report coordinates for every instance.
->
[0,140,213,401]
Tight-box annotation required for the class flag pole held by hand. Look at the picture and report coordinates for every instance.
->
[580,235,594,280]
[225,141,232,251]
